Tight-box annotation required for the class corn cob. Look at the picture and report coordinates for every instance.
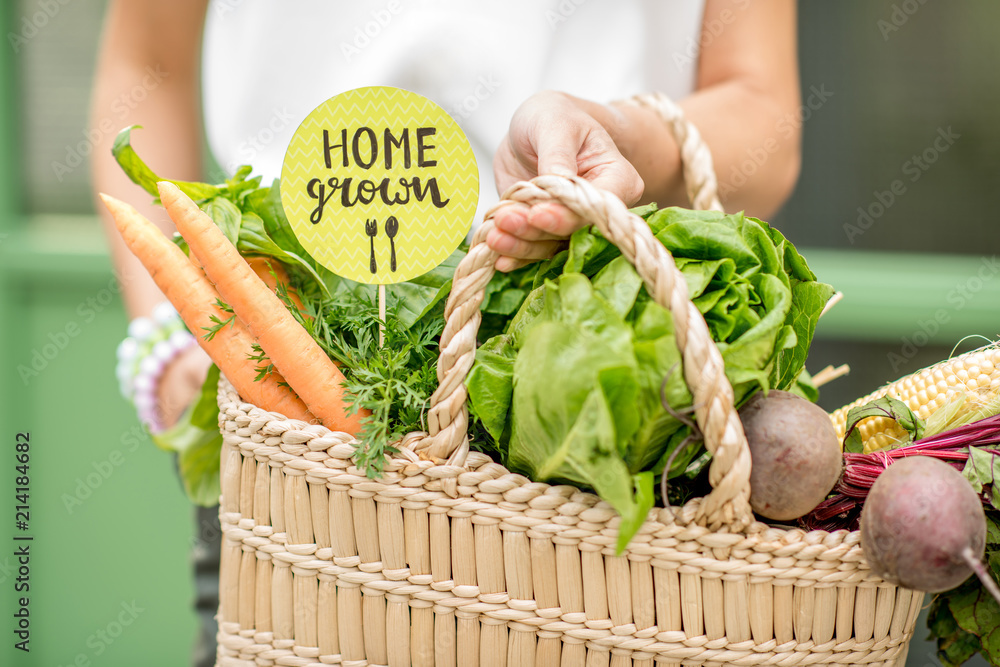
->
[830,345,1000,452]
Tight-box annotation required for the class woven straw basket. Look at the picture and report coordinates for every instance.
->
[215,94,923,666]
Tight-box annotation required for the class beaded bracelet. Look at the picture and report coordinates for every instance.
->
[116,302,197,433]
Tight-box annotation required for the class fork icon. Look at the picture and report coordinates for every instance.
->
[365,219,378,273]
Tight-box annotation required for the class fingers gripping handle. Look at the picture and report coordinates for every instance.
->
[416,96,753,531]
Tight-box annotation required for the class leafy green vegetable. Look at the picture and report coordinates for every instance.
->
[468,205,833,549]
[113,125,224,201]
[151,365,222,506]
[202,197,242,246]
[963,448,1000,511]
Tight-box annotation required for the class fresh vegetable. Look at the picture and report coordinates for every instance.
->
[246,257,306,315]
[467,206,835,549]
[157,181,366,434]
[804,384,1000,666]
[111,126,534,486]
[110,127,835,553]
[99,193,314,423]
[308,288,443,473]
[860,456,1000,665]
[832,345,1000,453]
[860,456,987,593]
[192,252,306,316]
[738,389,841,521]
[803,412,1000,531]
[114,126,331,294]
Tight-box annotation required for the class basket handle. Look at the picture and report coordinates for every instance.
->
[414,93,753,532]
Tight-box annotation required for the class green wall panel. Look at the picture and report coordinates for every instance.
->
[3,267,196,667]
[807,248,1000,344]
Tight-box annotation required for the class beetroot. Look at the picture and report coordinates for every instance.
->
[860,456,986,592]
[738,390,842,521]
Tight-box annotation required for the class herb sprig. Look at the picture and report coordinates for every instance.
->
[288,285,443,477]
[202,298,236,341]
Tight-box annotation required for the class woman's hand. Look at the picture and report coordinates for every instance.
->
[490,91,644,272]
[156,345,213,429]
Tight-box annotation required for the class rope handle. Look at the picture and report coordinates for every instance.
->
[410,93,754,532]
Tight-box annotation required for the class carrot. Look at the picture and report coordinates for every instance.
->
[246,257,308,315]
[191,253,308,316]
[100,193,315,423]
[156,181,367,434]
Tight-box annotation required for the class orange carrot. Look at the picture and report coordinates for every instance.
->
[100,193,315,423]
[191,253,308,316]
[246,257,307,315]
[157,181,367,434]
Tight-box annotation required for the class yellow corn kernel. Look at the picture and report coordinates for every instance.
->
[831,345,1000,451]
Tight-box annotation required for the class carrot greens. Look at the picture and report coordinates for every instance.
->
[202,299,236,342]
[294,285,445,476]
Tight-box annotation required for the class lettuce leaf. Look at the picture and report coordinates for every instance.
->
[151,365,222,506]
[468,205,833,549]
[112,126,223,201]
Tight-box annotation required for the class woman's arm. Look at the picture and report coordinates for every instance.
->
[623,0,801,216]
[91,0,211,426]
[91,0,208,319]
[490,0,800,270]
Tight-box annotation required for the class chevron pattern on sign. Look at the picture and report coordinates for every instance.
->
[280,86,479,284]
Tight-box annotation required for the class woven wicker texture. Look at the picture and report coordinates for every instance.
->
[215,386,922,667]
[215,94,923,666]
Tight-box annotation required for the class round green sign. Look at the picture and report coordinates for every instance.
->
[281,86,479,284]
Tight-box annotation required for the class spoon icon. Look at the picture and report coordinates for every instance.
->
[385,216,399,272]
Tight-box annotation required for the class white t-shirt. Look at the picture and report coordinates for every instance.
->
[202,0,705,222]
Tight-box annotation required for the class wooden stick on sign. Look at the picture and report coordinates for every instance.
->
[379,284,386,347]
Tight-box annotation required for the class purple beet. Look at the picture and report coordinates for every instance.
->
[860,456,986,593]
[739,390,843,521]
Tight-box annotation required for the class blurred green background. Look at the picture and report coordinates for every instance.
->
[1,1,999,666]
[0,2,197,666]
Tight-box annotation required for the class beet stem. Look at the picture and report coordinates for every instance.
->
[802,414,1000,531]
[961,546,1000,605]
